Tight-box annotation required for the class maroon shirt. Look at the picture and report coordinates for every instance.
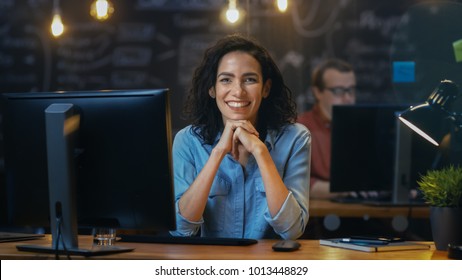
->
[297,104,331,186]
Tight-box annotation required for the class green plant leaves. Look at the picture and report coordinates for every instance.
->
[417,165,462,207]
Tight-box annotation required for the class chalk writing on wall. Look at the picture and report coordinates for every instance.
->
[3,0,459,130]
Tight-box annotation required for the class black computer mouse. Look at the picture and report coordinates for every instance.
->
[272,240,301,252]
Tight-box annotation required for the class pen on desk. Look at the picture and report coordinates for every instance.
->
[340,238,389,245]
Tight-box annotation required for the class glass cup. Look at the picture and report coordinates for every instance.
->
[92,227,117,246]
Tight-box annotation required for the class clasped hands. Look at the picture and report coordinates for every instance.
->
[218,120,263,161]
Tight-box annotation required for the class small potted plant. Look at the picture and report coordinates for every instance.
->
[417,165,462,250]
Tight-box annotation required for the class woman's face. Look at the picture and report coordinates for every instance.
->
[209,51,271,126]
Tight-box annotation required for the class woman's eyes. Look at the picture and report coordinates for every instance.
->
[219,77,258,84]
[219,78,232,83]
[244,77,257,83]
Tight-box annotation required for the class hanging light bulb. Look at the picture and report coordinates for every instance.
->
[226,0,240,24]
[51,0,64,37]
[276,0,288,12]
[51,14,64,37]
[90,0,114,21]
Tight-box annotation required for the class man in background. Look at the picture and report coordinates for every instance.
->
[298,59,356,199]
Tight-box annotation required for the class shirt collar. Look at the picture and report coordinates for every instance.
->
[312,103,332,128]
[313,103,331,127]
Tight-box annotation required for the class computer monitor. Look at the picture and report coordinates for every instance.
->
[330,104,438,204]
[0,89,176,255]
[330,104,405,193]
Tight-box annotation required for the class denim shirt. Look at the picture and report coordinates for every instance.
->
[170,123,311,240]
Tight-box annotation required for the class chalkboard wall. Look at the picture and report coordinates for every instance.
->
[1,0,462,131]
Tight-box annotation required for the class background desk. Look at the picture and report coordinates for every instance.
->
[310,199,430,218]
[0,235,446,260]
[305,199,431,240]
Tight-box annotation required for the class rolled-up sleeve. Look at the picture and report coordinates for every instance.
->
[169,127,203,237]
[265,124,311,240]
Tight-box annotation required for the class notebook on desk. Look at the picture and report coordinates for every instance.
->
[320,238,431,252]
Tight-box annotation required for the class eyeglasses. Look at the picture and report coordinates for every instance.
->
[325,86,356,96]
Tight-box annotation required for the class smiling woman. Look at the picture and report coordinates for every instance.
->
[170,34,311,240]
[210,51,270,126]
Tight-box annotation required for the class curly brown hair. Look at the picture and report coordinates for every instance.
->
[182,34,297,144]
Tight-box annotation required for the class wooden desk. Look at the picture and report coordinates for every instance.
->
[0,235,447,260]
[309,199,430,218]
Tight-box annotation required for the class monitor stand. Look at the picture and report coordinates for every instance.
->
[16,244,134,257]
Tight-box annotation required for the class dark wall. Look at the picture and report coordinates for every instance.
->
[1,0,462,131]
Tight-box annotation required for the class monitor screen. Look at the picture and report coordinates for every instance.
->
[0,89,176,234]
[330,104,407,194]
[329,104,439,200]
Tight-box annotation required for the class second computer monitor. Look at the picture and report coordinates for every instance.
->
[330,104,438,199]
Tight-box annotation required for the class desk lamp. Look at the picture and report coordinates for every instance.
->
[399,80,462,167]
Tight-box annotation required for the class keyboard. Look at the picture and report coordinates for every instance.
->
[330,196,370,204]
[330,196,427,207]
[118,234,258,246]
[362,200,427,207]
[0,231,45,243]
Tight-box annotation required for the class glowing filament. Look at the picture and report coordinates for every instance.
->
[277,0,288,12]
[51,14,64,37]
[90,0,114,21]
[226,0,240,24]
